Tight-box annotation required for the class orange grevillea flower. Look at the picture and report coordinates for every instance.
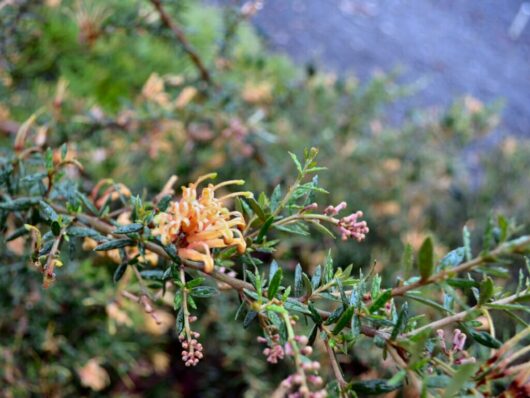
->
[152,173,251,273]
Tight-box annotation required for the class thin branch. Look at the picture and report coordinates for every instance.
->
[49,203,530,346]
[51,204,253,291]
[391,237,530,297]
[42,228,66,288]
[322,333,347,389]
[386,344,424,397]
[148,0,213,85]
[404,291,529,338]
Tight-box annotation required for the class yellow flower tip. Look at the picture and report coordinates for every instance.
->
[236,242,246,254]
[203,257,214,273]
[241,191,254,198]
[212,179,246,191]
[24,224,37,232]
[195,173,218,186]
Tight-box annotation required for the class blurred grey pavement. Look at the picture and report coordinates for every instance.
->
[219,0,530,137]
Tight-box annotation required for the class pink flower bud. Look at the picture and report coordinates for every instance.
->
[296,335,309,346]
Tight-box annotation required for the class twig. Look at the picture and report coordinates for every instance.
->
[49,203,530,345]
[42,228,66,288]
[121,290,161,324]
[404,291,529,337]
[386,344,425,397]
[391,237,530,297]
[148,0,213,85]
[322,333,347,389]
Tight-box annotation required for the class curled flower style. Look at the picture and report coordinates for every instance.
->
[152,174,251,273]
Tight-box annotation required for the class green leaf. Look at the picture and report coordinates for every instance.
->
[140,269,166,281]
[478,277,495,305]
[157,195,172,212]
[497,215,509,242]
[349,282,361,308]
[350,314,361,339]
[390,302,409,340]
[39,200,58,221]
[190,286,218,298]
[113,262,128,283]
[243,310,258,328]
[463,226,472,261]
[446,278,479,289]
[186,277,205,289]
[406,293,453,314]
[442,363,477,398]
[370,274,382,302]
[308,303,323,325]
[256,216,274,243]
[369,290,392,313]
[274,223,310,236]
[76,192,98,215]
[114,223,144,234]
[482,216,495,253]
[51,221,61,236]
[94,239,135,251]
[324,306,345,326]
[302,273,313,299]
[187,295,197,310]
[0,197,40,211]
[60,143,68,160]
[418,237,434,281]
[486,303,530,313]
[294,263,303,297]
[439,247,465,269]
[266,304,287,314]
[461,324,502,348]
[6,227,29,241]
[270,185,282,212]
[242,288,259,301]
[176,308,184,335]
[309,220,336,239]
[323,250,334,283]
[284,299,311,315]
[337,279,348,306]
[246,197,267,221]
[349,379,401,395]
[311,265,322,289]
[268,267,283,298]
[288,151,303,175]
[66,226,105,240]
[308,324,319,346]
[332,306,355,335]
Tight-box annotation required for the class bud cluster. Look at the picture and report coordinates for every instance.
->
[324,202,369,241]
[258,334,327,398]
[180,316,203,367]
[436,329,476,365]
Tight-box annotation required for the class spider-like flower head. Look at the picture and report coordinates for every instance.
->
[153,174,251,273]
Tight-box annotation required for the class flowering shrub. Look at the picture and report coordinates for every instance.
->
[2,1,530,397]
[2,133,530,397]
